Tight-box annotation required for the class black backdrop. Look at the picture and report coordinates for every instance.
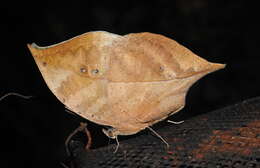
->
[1,1,259,167]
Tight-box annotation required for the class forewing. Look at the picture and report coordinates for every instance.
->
[27,31,120,126]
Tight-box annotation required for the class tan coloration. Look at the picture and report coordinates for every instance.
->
[108,33,223,82]
[27,31,225,138]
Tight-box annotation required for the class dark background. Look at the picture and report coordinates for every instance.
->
[1,1,259,167]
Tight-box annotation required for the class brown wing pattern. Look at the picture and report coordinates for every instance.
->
[27,31,225,136]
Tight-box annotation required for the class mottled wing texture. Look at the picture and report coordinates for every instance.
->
[104,32,224,135]
[28,32,119,126]
[28,31,225,136]
[108,32,223,82]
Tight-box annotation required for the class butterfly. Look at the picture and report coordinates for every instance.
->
[27,31,225,141]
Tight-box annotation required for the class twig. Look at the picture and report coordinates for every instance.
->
[65,122,92,156]
[84,123,92,150]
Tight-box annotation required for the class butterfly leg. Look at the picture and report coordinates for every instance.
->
[147,126,169,148]
[0,92,32,101]
[102,128,120,153]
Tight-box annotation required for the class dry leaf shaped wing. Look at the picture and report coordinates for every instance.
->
[27,31,225,137]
